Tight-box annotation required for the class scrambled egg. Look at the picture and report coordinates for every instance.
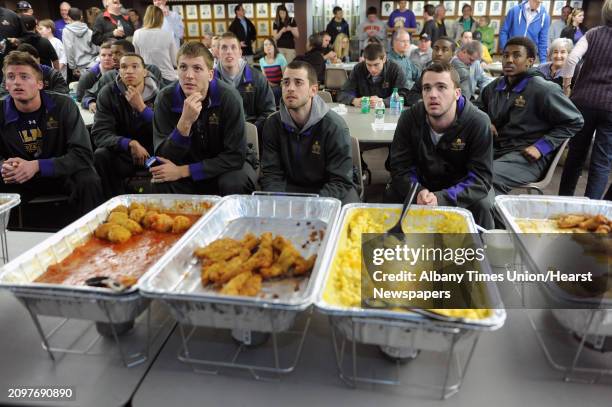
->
[323,207,491,320]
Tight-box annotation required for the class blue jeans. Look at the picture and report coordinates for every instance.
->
[559,106,612,199]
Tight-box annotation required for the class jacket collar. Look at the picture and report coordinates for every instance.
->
[4,91,55,124]
[103,10,129,25]
[171,78,221,113]
[214,63,253,85]
[495,75,530,93]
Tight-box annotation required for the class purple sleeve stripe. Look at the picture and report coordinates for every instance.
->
[409,167,420,184]
[38,158,55,177]
[119,137,131,151]
[139,106,154,122]
[189,162,205,181]
[82,97,94,109]
[445,171,477,204]
[533,138,554,156]
[170,128,191,147]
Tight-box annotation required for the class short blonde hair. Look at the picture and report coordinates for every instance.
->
[38,19,55,32]
[143,5,163,29]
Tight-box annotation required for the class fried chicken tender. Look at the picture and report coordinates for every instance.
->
[260,242,301,279]
[240,232,274,273]
[129,208,147,224]
[596,224,611,234]
[240,273,262,296]
[108,211,129,224]
[220,272,254,296]
[241,233,260,252]
[294,254,317,275]
[142,210,159,229]
[557,215,587,229]
[151,213,173,233]
[579,215,609,231]
[107,224,132,243]
[129,202,145,212]
[172,215,192,233]
[201,248,250,285]
[94,223,115,239]
[194,238,244,262]
[111,205,129,214]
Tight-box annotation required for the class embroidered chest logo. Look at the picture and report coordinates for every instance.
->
[311,141,321,155]
[382,81,390,89]
[514,95,526,108]
[1,20,9,26]
[46,116,59,129]
[450,137,466,151]
[209,113,219,125]
[244,83,254,93]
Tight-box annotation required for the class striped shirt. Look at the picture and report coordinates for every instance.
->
[259,54,288,85]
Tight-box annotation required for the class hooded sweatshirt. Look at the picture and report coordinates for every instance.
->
[261,95,355,200]
[499,1,550,62]
[91,74,158,154]
[390,97,492,208]
[215,59,276,131]
[63,22,98,70]
[476,69,583,158]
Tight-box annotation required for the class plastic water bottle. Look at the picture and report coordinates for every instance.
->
[390,88,401,116]
[374,99,385,127]
[69,87,77,103]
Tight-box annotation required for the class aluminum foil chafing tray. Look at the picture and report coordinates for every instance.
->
[0,194,220,323]
[140,194,341,333]
[496,194,612,336]
[315,203,506,351]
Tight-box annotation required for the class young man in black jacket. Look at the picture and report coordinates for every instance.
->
[261,60,359,204]
[81,40,162,113]
[215,32,275,137]
[0,51,103,214]
[228,4,257,59]
[386,62,495,228]
[92,53,158,198]
[76,41,114,101]
[151,41,256,195]
[476,37,583,195]
[0,44,69,98]
[337,42,410,107]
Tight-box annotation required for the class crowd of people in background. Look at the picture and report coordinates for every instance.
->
[0,0,610,229]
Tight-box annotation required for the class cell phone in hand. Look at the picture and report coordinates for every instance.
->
[145,156,162,168]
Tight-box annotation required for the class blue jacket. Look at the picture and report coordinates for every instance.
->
[500,1,550,62]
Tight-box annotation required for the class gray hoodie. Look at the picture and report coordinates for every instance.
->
[261,95,356,200]
[63,22,98,70]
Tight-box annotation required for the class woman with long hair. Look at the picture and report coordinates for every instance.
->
[132,5,178,85]
[272,5,299,63]
[332,32,350,63]
[561,8,587,44]
[259,36,287,106]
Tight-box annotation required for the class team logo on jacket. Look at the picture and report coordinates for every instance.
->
[209,113,219,125]
[1,20,9,26]
[311,141,321,155]
[514,95,526,108]
[382,81,390,89]
[46,116,59,129]
[450,137,466,151]
[245,83,254,93]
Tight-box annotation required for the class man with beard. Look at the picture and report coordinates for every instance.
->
[476,37,582,195]
[0,51,103,214]
[92,53,158,198]
[151,41,256,195]
[261,60,358,204]
[385,62,495,228]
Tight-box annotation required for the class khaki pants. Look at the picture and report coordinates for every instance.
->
[278,48,296,63]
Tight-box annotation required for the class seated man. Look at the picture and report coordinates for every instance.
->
[0,51,103,214]
[214,32,275,136]
[76,41,114,102]
[294,34,326,84]
[261,60,359,204]
[337,42,409,107]
[92,53,158,198]
[451,40,488,100]
[386,62,495,229]
[476,37,583,195]
[387,29,420,89]
[0,44,69,98]
[151,41,256,195]
[81,40,162,113]
[405,37,470,106]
